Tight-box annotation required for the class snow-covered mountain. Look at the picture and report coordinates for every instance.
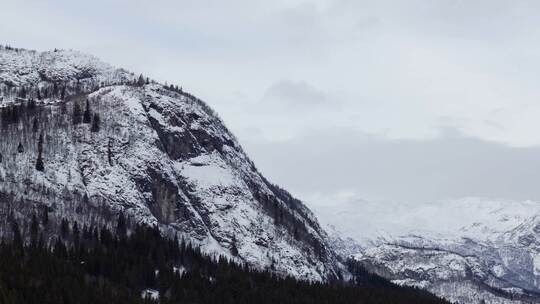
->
[323,197,540,303]
[0,46,341,281]
[6,45,539,303]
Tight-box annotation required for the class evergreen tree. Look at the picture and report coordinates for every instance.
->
[8,106,20,124]
[60,100,67,115]
[32,118,39,133]
[27,99,36,111]
[72,222,80,247]
[11,221,23,256]
[35,132,44,172]
[91,113,100,132]
[137,74,145,86]
[83,99,92,124]
[17,142,23,153]
[60,219,70,239]
[108,138,113,166]
[52,82,59,97]
[41,207,49,227]
[30,213,39,248]
[116,212,127,238]
[19,86,27,99]
[73,102,82,125]
[230,236,239,256]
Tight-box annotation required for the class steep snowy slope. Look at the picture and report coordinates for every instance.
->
[0,46,341,281]
[326,198,540,303]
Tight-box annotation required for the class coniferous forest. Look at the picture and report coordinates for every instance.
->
[0,215,450,304]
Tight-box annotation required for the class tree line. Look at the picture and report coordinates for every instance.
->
[0,213,451,304]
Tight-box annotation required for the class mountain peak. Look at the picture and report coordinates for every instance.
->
[0,46,341,281]
[0,46,132,88]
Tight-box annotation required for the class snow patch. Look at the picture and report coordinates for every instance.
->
[141,289,159,301]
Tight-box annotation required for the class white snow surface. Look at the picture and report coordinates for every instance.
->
[0,46,128,87]
[141,289,159,301]
[322,196,540,303]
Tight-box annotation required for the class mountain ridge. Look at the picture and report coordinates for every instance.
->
[327,197,540,303]
[0,45,341,281]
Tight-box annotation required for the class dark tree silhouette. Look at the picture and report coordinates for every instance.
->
[73,102,82,125]
[30,213,39,248]
[11,221,23,256]
[41,207,49,226]
[230,236,239,256]
[108,138,113,166]
[60,219,69,239]
[35,132,44,172]
[83,99,92,124]
[137,74,145,86]
[91,113,100,132]
[32,118,39,133]
[116,212,127,239]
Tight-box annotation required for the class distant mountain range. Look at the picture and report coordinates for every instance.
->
[324,197,540,303]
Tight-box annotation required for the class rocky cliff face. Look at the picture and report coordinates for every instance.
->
[0,46,341,281]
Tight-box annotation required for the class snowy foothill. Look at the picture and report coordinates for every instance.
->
[316,194,540,303]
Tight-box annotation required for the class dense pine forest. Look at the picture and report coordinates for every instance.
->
[0,214,450,304]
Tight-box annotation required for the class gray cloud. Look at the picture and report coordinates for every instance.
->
[244,128,540,204]
[262,80,329,107]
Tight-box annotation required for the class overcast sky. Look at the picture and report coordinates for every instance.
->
[3,1,540,215]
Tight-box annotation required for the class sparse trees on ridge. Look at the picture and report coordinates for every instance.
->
[137,74,145,86]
